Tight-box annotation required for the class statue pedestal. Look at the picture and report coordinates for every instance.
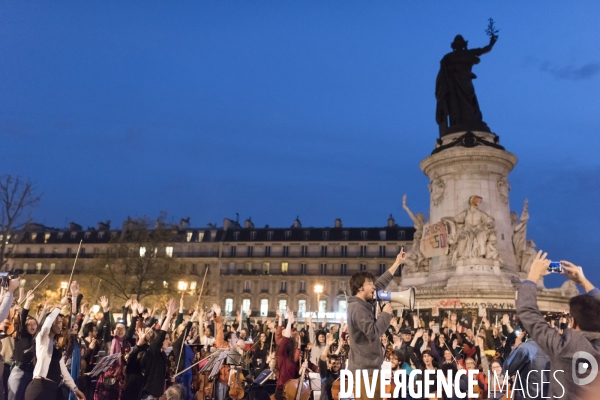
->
[420,132,519,273]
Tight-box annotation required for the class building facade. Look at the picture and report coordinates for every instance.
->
[4,216,414,317]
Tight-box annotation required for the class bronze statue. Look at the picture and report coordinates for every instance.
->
[435,21,499,137]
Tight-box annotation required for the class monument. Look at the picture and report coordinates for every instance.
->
[399,22,577,320]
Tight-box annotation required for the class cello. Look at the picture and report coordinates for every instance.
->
[271,360,310,400]
[228,366,246,400]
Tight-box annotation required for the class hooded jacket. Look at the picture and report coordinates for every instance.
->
[347,271,394,374]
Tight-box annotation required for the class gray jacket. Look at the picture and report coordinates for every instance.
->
[516,281,600,400]
[347,271,394,374]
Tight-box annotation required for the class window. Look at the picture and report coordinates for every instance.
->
[379,263,386,275]
[283,246,289,257]
[264,246,271,257]
[340,246,347,257]
[298,300,306,317]
[31,233,37,241]
[80,248,86,256]
[303,231,310,240]
[93,247,99,255]
[281,262,288,273]
[244,280,251,292]
[245,262,252,272]
[379,231,387,240]
[267,231,274,241]
[186,232,193,242]
[139,247,146,257]
[36,263,42,273]
[280,281,287,293]
[225,299,234,316]
[207,246,213,256]
[339,281,346,292]
[71,232,77,239]
[338,300,347,313]
[198,232,205,242]
[210,231,217,241]
[230,246,237,257]
[300,263,307,274]
[98,232,104,239]
[319,300,327,314]
[360,246,367,257]
[320,263,327,275]
[260,299,269,316]
[39,248,44,255]
[163,281,168,288]
[22,263,28,271]
[262,262,270,274]
[322,231,329,240]
[242,299,251,316]
[247,246,254,257]
[58,232,64,239]
[190,281,197,290]
[261,281,269,293]
[321,246,327,257]
[360,263,367,271]
[166,246,174,257]
[50,263,56,272]
[361,231,368,240]
[226,280,234,292]
[340,263,347,275]
[285,231,291,240]
[278,299,287,313]
[379,246,386,257]
[44,233,50,243]
[250,231,257,240]
[26,248,30,255]
[301,246,308,257]
[398,230,406,240]
[299,281,306,293]
[233,232,239,241]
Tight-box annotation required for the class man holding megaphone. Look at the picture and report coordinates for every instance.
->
[346,248,411,400]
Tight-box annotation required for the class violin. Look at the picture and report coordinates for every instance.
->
[0,308,20,339]
[195,372,215,400]
[228,366,245,400]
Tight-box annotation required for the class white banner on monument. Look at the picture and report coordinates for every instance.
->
[420,221,449,258]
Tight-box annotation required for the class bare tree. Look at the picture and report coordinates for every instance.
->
[0,175,41,270]
[87,214,179,302]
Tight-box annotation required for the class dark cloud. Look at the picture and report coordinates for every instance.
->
[539,61,600,81]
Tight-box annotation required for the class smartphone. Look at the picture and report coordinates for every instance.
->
[548,261,562,274]
[432,325,440,334]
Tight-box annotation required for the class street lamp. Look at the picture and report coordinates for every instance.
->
[314,284,323,319]
[178,281,188,292]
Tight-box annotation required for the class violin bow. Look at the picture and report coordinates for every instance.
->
[16,273,51,308]
[66,239,83,296]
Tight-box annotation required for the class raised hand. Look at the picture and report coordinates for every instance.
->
[70,281,80,296]
[213,304,222,316]
[167,298,177,317]
[288,311,295,324]
[100,296,110,312]
[414,328,424,339]
[136,328,146,345]
[125,298,132,308]
[59,296,70,307]
[395,247,407,264]
[527,250,551,282]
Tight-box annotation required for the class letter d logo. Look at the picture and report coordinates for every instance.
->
[572,351,598,386]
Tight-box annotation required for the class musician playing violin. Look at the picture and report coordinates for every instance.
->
[318,334,341,400]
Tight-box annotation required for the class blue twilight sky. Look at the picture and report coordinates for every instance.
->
[1,2,599,288]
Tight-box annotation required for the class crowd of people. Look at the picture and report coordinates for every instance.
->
[0,249,596,400]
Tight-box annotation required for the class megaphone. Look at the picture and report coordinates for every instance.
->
[374,287,416,310]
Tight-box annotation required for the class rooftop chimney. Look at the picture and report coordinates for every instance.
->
[334,218,342,228]
[387,214,396,227]
[68,222,82,231]
[244,217,255,229]
[179,217,191,230]
[97,221,111,231]
[292,216,302,228]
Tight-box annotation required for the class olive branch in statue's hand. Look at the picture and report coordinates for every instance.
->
[485,18,499,41]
